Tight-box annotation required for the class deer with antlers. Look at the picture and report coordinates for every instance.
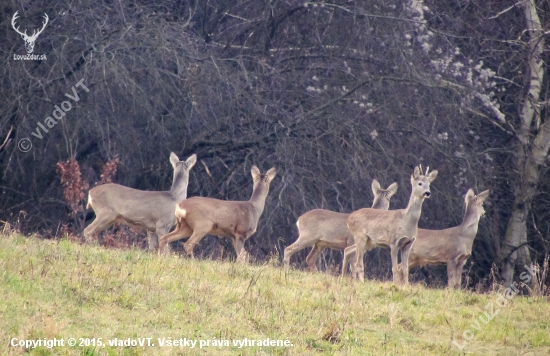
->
[343,166,438,285]
[158,166,277,262]
[283,179,398,272]
[344,188,489,288]
[12,11,49,54]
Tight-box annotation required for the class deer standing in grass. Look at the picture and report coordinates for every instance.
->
[344,166,438,284]
[283,179,398,271]
[396,188,490,289]
[84,153,197,252]
[158,166,277,262]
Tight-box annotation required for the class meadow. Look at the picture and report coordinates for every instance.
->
[1,231,549,355]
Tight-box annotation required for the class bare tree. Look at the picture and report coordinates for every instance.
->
[499,0,549,285]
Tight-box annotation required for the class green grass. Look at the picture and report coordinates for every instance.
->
[0,231,549,355]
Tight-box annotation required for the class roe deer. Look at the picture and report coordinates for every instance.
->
[158,166,277,262]
[344,166,438,284]
[397,188,490,289]
[84,153,197,252]
[283,179,398,271]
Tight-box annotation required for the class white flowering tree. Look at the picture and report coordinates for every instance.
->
[408,0,548,285]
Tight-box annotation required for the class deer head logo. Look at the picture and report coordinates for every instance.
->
[11,11,49,54]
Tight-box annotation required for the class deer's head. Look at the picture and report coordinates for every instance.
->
[251,166,277,193]
[464,188,490,219]
[170,152,197,183]
[411,165,438,200]
[12,11,49,54]
[371,179,398,210]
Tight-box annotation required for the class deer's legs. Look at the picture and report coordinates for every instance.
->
[452,255,469,289]
[305,243,326,272]
[455,261,466,290]
[447,259,458,289]
[147,231,159,252]
[183,228,210,258]
[283,235,315,270]
[154,224,171,254]
[395,263,404,285]
[341,245,357,277]
[158,224,193,255]
[232,234,247,263]
[349,238,366,282]
[398,237,415,286]
[83,213,115,244]
[389,243,400,285]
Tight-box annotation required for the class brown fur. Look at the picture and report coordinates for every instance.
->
[83,153,197,252]
[400,189,490,288]
[158,166,276,262]
[343,166,438,285]
[283,180,398,271]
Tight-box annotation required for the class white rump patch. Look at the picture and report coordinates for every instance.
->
[175,206,187,218]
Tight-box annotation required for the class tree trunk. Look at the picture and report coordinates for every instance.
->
[499,0,547,286]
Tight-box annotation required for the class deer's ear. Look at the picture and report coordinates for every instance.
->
[170,152,180,168]
[413,166,422,179]
[265,167,277,182]
[371,179,381,196]
[251,165,261,179]
[427,170,438,183]
[386,182,398,198]
[477,189,490,203]
[465,188,475,203]
[185,154,197,169]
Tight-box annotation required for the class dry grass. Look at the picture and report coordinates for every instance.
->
[0,231,549,355]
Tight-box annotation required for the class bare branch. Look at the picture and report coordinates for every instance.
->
[0,126,13,151]
[488,2,523,20]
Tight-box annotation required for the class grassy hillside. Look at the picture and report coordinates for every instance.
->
[0,231,549,356]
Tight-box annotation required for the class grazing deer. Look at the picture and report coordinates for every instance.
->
[397,189,490,289]
[283,180,398,271]
[84,153,197,252]
[158,166,277,262]
[344,166,438,284]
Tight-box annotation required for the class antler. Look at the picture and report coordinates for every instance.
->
[11,12,48,40]
[425,166,430,175]
[29,13,49,40]
[11,11,27,38]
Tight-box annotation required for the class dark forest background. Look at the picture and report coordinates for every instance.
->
[1,0,549,289]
